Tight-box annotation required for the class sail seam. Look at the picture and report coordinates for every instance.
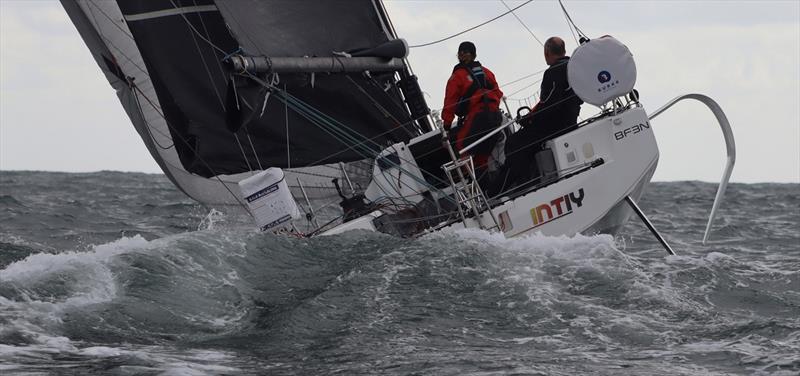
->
[191,0,229,79]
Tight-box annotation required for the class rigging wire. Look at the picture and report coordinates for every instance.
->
[408,0,535,48]
[84,1,149,76]
[167,0,228,54]
[219,57,568,194]
[85,2,250,211]
[246,131,264,170]
[500,65,552,87]
[286,167,341,180]
[558,0,587,39]
[166,1,415,177]
[298,63,559,169]
[284,83,291,169]
[170,0,270,172]
[129,83,252,212]
[561,10,579,46]
[233,134,254,171]
[344,76,407,136]
[205,9,269,171]
[428,60,566,117]
[84,1,175,156]
[173,3,258,172]
[181,12,225,110]
[163,0,558,182]
[273,91,382,164]
[85,2,378,214]
[213,1,266,56]
[558,0,585,46]
[85,0,134,40]
[103,0,587,218]
[130,87,174,150]
[278,98,427,206]
[237,89,267,171]
[259,69,588,209]
[506,93,537,103]
[504,78,543,101]
[500,0,544,46]
[190,0,229,79]
[257,80,453,205]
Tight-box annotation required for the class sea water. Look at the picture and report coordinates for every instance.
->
[1,171,798,375]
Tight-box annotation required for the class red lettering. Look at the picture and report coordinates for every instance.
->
[536,204,553,223]
[550,197,565,215]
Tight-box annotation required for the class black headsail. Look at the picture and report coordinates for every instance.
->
[110,0,429,177]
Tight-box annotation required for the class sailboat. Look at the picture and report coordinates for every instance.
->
[61,0,735,250]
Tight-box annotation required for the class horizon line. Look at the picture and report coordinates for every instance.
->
[1,168,797,184]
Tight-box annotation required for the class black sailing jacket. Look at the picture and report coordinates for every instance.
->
[529,56,583,133]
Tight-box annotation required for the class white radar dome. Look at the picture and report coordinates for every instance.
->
[567,36,637,106]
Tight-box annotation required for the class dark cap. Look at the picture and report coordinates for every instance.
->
[458,41,476,55]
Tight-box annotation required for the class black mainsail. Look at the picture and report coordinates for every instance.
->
[61,0,431,204]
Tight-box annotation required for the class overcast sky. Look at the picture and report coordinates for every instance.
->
[1,0,798,183]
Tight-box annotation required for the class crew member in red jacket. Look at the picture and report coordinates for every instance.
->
[442,41,503,168]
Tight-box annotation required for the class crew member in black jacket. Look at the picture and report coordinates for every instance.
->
[502,36,583,191]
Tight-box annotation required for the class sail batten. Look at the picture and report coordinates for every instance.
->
[123,5,218,21]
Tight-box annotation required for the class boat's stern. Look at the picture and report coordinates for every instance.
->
[487,105,660,238]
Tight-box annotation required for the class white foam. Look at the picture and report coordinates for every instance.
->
[0,235,149,282]
[78,346,123,357]
[426,227,723,333]
[158,364,241,376]
[0,234,156,359]
[0,234,56,253]
[443,228,621,261]
[510,337,535,344]
[706,251,736,264]
[1,343,244,376]
[148,349,242,376]
[0,235,152,323]
[197,209,226,231]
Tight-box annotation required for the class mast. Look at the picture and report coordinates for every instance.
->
[372,0,434,133]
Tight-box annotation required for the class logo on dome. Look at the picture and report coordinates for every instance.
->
[597,70,611,83]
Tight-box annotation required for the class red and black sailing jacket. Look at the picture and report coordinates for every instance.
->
[442,61,503,130]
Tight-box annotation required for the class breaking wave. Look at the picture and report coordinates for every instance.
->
[0,172,798,375]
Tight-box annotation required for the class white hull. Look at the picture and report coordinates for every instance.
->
[323,105,659,238]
